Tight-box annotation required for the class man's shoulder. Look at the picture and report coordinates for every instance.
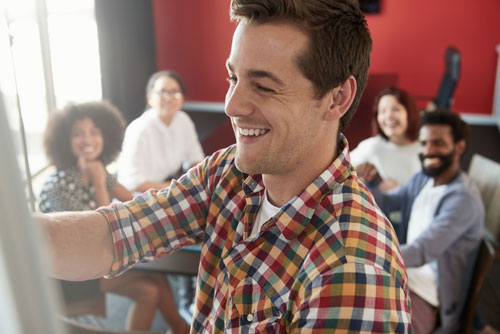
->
[322,176,404,266]
[444,171,484,207]
[304,195,408,296]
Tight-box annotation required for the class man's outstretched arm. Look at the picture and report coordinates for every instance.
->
[35,211,114,281]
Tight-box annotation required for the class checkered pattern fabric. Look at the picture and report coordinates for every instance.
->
[99,136,411,333]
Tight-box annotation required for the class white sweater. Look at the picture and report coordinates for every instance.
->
[350,135,421,186]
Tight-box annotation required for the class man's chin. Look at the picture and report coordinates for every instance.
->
[235,157,257,175]
[422,167,442,177]
[421,163,450,177]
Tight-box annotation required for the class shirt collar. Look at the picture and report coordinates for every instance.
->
[240,134,353,240]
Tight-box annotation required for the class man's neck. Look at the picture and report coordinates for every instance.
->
[432,163,460,186]
[262,142,339,207]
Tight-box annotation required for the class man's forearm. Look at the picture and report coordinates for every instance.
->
[35,211,114,281]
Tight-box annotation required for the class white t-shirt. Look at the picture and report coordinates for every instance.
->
[350,135,421,186]
[251,191,281,236]
[117,109,205,191]
[405,179,447,307]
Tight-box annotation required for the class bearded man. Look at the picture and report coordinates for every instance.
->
[367,109,485,334]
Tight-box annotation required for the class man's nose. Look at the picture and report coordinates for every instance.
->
[225,84,252,118]
[421,143,434,156]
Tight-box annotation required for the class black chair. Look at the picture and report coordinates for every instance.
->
[433,46,461,109]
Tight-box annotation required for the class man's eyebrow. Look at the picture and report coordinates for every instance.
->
[247,69,285,87]
[225,59,285,87]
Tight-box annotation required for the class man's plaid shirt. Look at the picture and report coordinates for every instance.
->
[99,136,411,333]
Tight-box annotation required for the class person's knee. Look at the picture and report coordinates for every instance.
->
[132,279,160,305]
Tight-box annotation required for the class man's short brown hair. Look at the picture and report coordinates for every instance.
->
[230,0,372,132]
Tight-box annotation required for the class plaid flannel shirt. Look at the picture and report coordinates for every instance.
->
[99,136,411,333]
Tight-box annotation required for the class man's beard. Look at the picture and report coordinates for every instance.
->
[419,150,455,177]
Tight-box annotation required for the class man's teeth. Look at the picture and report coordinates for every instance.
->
[83,147,94,153]
[423,157,440,167]
[239,128,266,136]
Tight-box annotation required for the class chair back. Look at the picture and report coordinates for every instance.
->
[461,154,500,333]
[460,237,497,333]
[468,154,500,242]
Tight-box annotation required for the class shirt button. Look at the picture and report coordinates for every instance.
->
[246,314,254,322]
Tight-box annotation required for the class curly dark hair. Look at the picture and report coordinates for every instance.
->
[373,86,420,142]
[419,108,469,148]
[43,101,126,169]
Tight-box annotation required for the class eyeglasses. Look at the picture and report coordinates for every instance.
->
[154,89,183,99]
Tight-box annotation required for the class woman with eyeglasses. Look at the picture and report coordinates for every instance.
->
[118,70,204,193]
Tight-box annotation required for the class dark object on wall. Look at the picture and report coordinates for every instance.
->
[433,47,461,109]
[359,0,380,13]
[95,0,157,124]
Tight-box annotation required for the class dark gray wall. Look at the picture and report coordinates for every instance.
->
[462,124,500,171]
[95,0,157,124]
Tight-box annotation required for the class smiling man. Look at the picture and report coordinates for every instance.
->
[368,110,484,334]
[38,1,412,333]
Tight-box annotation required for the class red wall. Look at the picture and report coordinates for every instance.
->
[153,0,500,115]
[152,1,235,102]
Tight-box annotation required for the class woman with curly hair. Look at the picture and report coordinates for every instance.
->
[351,86,421,192]
[39,101,189,333]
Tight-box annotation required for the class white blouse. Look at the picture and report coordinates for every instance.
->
[118,109,205,191]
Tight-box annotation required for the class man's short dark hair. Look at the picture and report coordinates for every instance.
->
[44,101,126,169]
[230,0,372,133]
[418,109,469,146]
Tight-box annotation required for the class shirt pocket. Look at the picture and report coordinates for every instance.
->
[226,276,283,334]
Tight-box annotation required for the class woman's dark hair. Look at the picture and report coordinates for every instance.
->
[43,101,126,169]
[373,86,420,141]
[145,70,186,97]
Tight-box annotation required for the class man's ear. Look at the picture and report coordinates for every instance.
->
[324,75,357,121]
[456,139,466,156]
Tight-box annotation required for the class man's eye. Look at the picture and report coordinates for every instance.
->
[256,84,274,93]
[226,76,237,85]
